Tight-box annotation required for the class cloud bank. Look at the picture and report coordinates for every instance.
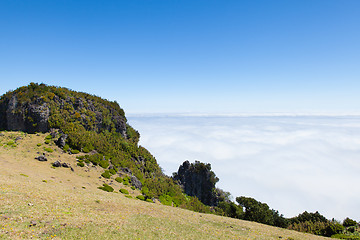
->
[128,115,360,220]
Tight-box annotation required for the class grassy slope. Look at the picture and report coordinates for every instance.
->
[0,131,330,240]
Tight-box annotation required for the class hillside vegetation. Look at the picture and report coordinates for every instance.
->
[0,131,329,239]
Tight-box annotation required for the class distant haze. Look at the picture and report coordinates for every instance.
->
[128,115,360,221]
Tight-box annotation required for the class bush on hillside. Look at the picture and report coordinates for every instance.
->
[44,147,53,153]
[71,149,80,154]
[101,171,111,179]
[136,195,145,201]
[77,162,85,167]
[98,184,114,192]
[120,189,129,194]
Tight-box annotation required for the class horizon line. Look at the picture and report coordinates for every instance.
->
[127,112,360,118]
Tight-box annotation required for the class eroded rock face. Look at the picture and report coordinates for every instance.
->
[174,160,219,206]
[2,96,50,133]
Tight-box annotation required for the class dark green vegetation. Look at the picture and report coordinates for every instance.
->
[287,213,360,239]
[98,184,114,192]
[1,83,358,239]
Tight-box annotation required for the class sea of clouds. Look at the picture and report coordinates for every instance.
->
[128,115,360,221]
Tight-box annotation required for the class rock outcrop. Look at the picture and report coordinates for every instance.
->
[2,95,50,133]
[130,175,142,190]
[173,160,219,206]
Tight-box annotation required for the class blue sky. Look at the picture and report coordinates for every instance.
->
[1,0,360,114]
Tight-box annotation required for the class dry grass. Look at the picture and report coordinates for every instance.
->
[0,131,330,239]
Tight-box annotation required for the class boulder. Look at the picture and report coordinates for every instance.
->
[61,162,70,168]
[130,175,142,190]
[35,155,47,162]
[56,134,67,148]
[52,161,61,167]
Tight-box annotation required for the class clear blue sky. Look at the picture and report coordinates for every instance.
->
[1,0,359,114]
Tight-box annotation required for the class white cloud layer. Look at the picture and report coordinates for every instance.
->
[128,115,360,220]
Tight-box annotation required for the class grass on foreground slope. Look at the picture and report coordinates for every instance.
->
[0,131,330,240]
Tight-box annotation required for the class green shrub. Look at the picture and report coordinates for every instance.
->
[45,135,52,139]
[159,194,173,206]
[136,195,145,201]
[45,139,51,144]
[44,147,54,153]
[115,177,123,183]
[131,186,135,190]
[71,149,80,154]
[77,162,85,167]
[82,147,90,153]
[77,155,85,160]
[101,171,111,179]
[123,175,131,182]
[98,184,114,192]
[109,168,116,175]
[37,143,42,147]
[146,198,153,203]
[7,140,15,146]
[99,160,109,169]
[119,189,129,194]
[125,195,132,199]
[123,175,130,185]
[63,144,70,152]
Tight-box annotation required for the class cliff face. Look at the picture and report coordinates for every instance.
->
[173,160,219,206]
[0,83,127,136]
[1,95,50,133]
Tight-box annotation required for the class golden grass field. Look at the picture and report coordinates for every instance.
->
[0,131,330,239]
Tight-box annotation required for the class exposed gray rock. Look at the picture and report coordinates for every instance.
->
[61,162,70,168]
[1,95,50,133]
[56,134,67,148]
[52,161,61,167]
[121,167,132,175]
[130,175,142,190]
[35,155,47,162]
